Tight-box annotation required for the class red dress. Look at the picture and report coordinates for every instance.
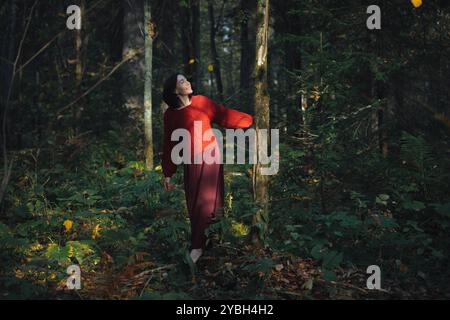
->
[162,95,253,249]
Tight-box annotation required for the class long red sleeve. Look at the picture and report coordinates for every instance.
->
[205,97,254,129]
[161,95,254,177]
[162,110,177,178]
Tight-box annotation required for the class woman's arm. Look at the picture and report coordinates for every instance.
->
[161,111,177,178]
[206,96,254,129]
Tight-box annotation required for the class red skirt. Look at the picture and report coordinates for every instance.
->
[183,147,224,249]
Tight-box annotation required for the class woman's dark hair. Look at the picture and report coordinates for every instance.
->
[162,73,193,109]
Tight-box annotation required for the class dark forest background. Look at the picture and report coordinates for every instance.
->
[0,0,449,299]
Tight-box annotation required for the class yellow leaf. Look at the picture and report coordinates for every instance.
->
[231,221,249,237]
[188,58,195,64]
[227,193,233,210]
[68,243,74,258]
[63,220,73,232]
[92,224,101,239]
[411,0,422,8]
[207,64,214,72]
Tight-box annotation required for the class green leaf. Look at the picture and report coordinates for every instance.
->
[243,258,276,275]
[311,245,325,260]
[302,278,314,290]
[322,250,343,269]
[431,202,450,218]
[323,270,337,281]
[45,244,71,263]
[375,194,389,206]
[0,223,12,238]
[402,200,426,211]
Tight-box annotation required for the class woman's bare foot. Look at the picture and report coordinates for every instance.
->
[190,249,203,263]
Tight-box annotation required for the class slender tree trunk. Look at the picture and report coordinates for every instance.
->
[207,0,223,101]
[250,0,270,247]
[240,0,256,113]
[1,0,17,123]
[226,34,235,97]
[122,0,145,133]
[0,0,17,210]
[155,0,176,89]
[3,0,17,102]
[73,0,87,136]
[179,1,201,91]
[144,0,154,170]
[192,0,201,91]
[1,0,37,209]
[179,1,191,78]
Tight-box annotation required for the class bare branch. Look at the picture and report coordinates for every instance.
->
[56,47,144,115]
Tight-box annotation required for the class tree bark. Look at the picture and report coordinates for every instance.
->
[73,0,87,136]
[179,1,191,78]
[191,0,201,92]
[207,0,223,101]
[250,0,270,247]
[240,0,256,113]
[144,0,154,170]
[122,0,145,130]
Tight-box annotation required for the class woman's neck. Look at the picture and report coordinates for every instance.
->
[177,95,191,109]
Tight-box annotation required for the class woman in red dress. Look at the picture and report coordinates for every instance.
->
[161,73,253,263]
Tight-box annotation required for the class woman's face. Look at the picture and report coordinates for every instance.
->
[175,75,193,96]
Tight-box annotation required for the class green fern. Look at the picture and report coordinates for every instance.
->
[399,131,436,194]
[400,131,435,173]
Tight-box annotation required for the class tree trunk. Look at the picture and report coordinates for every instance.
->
[179,1,191,78]
[179,0,201,91]
[207,0,223,101]
[122,0,145,133]
[250,0,270,247]
[1,0,16,103]
[73,0,87,136]
[192,0,201,92]
[154,0,177,89]
[226,33,235,97]
[144,0,154,170]
[240,0,256,114]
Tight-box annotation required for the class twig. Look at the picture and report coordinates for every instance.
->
[315,278,380,295]
[215,243,247,254]
[269,195,309,203]
[139,274,154,298]
[271,288,304,298]
[131,263,176,280]
[16,33,61,74]
[15,0,109,75]
[56,47,144,115]
[1,0,39,206]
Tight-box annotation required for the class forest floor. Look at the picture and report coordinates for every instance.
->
[1,134,449,300]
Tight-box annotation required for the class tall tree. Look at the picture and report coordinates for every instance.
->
[153,0,177,88]
[179,0,202,91]
[207,0,224,101]
[0,0,17,209]
[250,0,270,247]
[239,0,256,113]
[122,0,145,129]
[191,0,201,91]
[144,0,155,170]
[73,0,87,136]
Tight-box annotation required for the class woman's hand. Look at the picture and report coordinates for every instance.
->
[163,177,176,191]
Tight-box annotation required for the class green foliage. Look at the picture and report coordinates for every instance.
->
[45,240,99,266]
[2,0,450,299]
